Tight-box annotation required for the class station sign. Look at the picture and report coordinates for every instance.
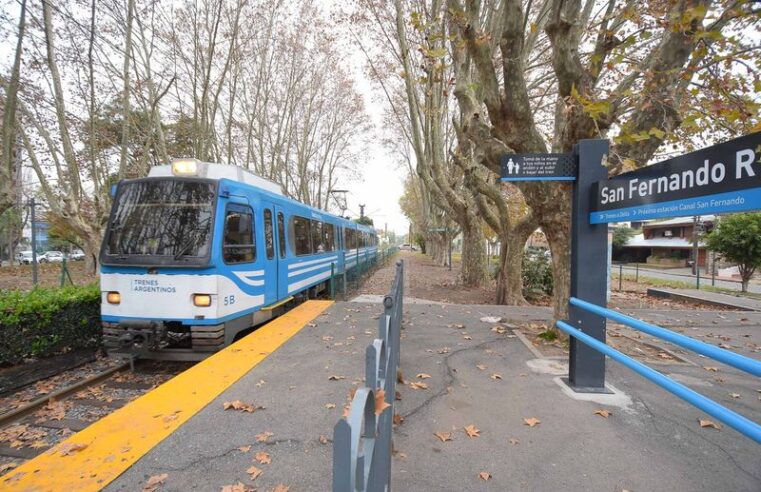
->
[590,132,761,224]
[500,153,576,181]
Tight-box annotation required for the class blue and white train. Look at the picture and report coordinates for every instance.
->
[99,159,378,359]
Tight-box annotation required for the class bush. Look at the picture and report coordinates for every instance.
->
[0,284,101,365]
[522,251,553,298]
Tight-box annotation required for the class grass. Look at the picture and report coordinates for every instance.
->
[614,272,694,290]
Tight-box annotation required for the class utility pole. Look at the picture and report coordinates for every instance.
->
[359,204,365,220]
[29,198,38,286]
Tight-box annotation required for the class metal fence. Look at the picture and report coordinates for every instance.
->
[329,246,400,300]
[557,296,761,444]
[333,260,404,491]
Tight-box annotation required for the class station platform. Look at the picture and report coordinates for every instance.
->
[3,300,760,491]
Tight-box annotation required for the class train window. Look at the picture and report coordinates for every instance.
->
[277,212,286,259]
[346,229,356,250]
[323,223,335,252]
[223,205,255,264]
[311,220,325,253]
[292,216,311,256]
[264,209,274,260]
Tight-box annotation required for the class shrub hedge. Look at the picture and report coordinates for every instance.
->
[0,284,101,365]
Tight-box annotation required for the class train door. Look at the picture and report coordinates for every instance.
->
[260,201,278,305]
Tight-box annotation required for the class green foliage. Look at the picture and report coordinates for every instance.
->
[413,233,426,254]
[537,329,558,341]
[354,216,374,226]
[612,226,636,251]
[522,250,553,298]
[0,284,101,365]
[705,213,761,291]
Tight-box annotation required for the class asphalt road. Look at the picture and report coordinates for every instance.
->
[105,302,761,492]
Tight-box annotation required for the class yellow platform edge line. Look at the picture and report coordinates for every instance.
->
[1,300,334,492]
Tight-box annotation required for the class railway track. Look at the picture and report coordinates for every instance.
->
[0,359,193,473]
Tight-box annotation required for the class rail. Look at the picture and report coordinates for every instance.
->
[333,260,404,491]
[557,296,761,444]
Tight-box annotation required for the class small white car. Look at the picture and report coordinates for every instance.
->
[16,251,35,264]
[40,251,65,263]
[69,250,85,261]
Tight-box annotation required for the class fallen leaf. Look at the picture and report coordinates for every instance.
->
[437,347,451,354]
[490,373,502,380]
[328,375,346,381]
[255,451,272,464]
[325,403,336,409]
[142,473,168,492]
[476,364,487,371]
[272,485,290,492]
[409,381,428,390]
[238,445,251,453]
[220,483,253,492]
[699,419,721,430]
[0,462,18,474]
[255,431,274,443]
[464,425,480,438]
[434,431,452,442]
[703,366,718,372]
[729,393,741,399]
[463,335,473,340]
[319,435,329,445]
[508,438,520,445]
[223,400,261,413]
[393,413,404,425]
[523,417,541,427]
[480,316,501,323]
[374,389,391,416]
[59,442,88,456]
[416,373,431,379]
[246,465,263,480]
[29,440,48,449]
[479,472,491,481]
[594,409,612,418]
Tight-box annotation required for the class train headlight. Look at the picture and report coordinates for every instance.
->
[106,291,121,304]
[193,294,212,307]
[172,158,199,176]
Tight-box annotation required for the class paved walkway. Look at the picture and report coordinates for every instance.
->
[648,287,761,311]
[99,301,759,491]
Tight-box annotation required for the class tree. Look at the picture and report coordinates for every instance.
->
[705,213,761,292]
[355,216,374,226]
[612,226,636,253]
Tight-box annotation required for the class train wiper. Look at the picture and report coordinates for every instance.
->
[173,217,212,260]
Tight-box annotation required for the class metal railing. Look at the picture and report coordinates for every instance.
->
[333,260,404,491]
[557,296,761,444]
[330,247,400,300]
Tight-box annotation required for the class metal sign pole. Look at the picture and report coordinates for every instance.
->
[29,198,38,287]
[568,139,610,392]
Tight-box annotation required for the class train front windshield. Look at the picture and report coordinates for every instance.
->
[102,179,217,267]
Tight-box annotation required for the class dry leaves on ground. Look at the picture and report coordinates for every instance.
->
[255,451,272,464]
[729,393,741,399]
[699,419,722,430]
[476,364,487,371]
[408,382,428,390]
[325,403,336,409]
[464,425,480,438]
[416,373,431,379]
[58,442,88,456]
[246,465,263,480]
[393,413,404,425]
[703,366,719,372]
[508,438,520,445]
[523,417,541,427]
[220,482,253,492]
[594,409,612,418]
[238,445,251,453]
[490,373,502,380]
[374,389,391,416]
[223,401,261,413]
[255,431,274,443]
[434,431,452,442]
[463,335,473,340]
[328,375,346,381]
[479,472,491,481]
[272,485,290,492]
[142,473,168,492]
[0,462,18,474]
[319,435,329,445]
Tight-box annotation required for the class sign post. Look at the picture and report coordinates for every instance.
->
[568,140,610,392]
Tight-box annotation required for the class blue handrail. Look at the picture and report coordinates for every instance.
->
[569,297,761,378]
[557,320,761,444]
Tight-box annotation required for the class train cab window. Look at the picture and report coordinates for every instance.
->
[311,220,325,253]
[223,205,255,264]
[264,209,274,260]
[277,212,286,259]
[292,216,311,256]
[323,223,335,252]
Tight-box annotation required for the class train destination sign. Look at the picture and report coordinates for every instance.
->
[590,132,761,224]
[500,153,576,181]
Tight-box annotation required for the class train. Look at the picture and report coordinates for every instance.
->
[99,159,378,360]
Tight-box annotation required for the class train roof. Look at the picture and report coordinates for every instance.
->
[149,159,283,196]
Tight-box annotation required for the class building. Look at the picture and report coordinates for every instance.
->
[621,215,714,268]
